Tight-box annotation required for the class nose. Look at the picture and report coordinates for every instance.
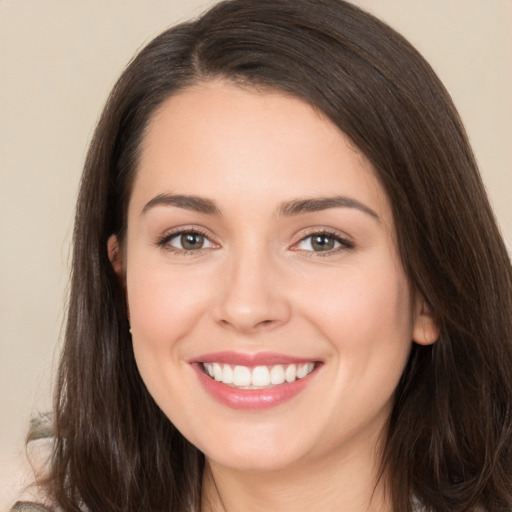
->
[213,249,292,334]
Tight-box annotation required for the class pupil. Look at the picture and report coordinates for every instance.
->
[181,233,204,250]
[312,235,334,251]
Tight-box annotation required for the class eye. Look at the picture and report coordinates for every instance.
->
[294,232,353,253]
[158,230,216,252]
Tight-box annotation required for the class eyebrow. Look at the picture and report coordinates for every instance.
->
[278,196,380,221]
[141,193,221,216]
[141,193,379,221]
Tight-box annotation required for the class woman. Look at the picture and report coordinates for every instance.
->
[12,0,512,510]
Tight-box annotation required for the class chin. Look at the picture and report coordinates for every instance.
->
[193,424,311,473]
[207,446,305,473]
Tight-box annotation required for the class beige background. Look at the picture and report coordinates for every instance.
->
[1,0,510,507]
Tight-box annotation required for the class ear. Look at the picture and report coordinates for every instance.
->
[107,234,124,280]
[108,234,131,324]
[412,295,439,346]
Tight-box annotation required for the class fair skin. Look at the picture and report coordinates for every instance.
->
[109,81,438,512]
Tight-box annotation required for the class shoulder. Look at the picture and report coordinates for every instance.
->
[8,435,55,512]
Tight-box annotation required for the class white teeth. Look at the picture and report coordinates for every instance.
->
[270,364,285,385]
[222,364,233,384]
[297,363,309,379]
[285,364,297,383]
[297,362,314,379]
[202,361,315,388]
[213,363,223,381]
[252,366,270,387]
[233,365,252,387]
[204,363,214,378]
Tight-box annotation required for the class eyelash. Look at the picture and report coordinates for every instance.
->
[291,229,355,257]
[156,228,355,256]
[156,227,216,256]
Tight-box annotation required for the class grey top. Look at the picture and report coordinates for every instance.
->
[11,503,51,512]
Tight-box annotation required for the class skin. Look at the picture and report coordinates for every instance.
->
[109,80,438,512]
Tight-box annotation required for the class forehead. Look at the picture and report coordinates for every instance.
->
[132,80,391,223]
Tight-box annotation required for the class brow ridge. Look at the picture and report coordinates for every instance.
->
[141,193,378,221]
[279,196,379,220]
[141,193,221,216]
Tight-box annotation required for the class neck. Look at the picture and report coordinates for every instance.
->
[201,432,391,512]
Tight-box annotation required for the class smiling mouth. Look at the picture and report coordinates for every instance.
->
[201,362,317,389]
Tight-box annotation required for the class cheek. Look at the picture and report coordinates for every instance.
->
[297,258,414,397]
[304,263,412,340]
[125,266,210,420]
[126,262,213,366]
[302,263,414,427]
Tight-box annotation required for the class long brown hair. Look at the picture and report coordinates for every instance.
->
[43,1,512,510]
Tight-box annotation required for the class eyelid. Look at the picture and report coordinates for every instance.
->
[155,225,220,253]
[290,227,355,253]
[154,225,354,255]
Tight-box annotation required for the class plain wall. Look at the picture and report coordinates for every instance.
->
[1,0,510,508]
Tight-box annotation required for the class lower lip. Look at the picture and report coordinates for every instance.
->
[193,364,317,410]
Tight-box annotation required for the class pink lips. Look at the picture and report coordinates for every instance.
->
[190,351,320,410]
[192,351,315,366]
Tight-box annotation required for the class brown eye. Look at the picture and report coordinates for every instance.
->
[164,231,215,252]
[180,233,205,250]
[295,232,353,253]
[310,234,336,251]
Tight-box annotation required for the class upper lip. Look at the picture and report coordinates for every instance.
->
[189,351,320,366]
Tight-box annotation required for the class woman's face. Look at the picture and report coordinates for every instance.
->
[111,81,436,473]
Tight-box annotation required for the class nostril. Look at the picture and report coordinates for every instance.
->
[217,314,285,334]
[213,272,292,332]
